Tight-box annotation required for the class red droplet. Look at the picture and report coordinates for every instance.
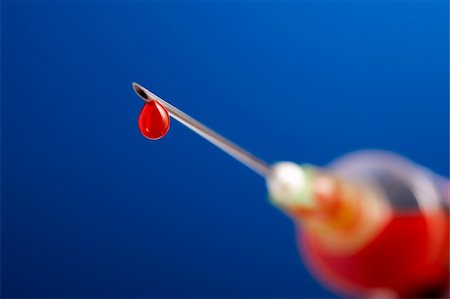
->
[138,100,170,140]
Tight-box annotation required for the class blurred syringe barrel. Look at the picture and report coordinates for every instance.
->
[268,151,449,298]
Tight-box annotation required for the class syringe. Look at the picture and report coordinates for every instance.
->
[132,82,449,298]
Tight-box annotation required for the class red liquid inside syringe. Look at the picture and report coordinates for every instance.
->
[301,211,449,298]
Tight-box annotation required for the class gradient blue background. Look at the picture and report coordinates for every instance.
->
[2,0,448,298]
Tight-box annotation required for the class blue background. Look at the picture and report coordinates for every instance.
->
[2,0,448,298]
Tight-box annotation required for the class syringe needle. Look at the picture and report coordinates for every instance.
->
[132,82,272,178]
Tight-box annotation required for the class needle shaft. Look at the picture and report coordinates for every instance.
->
[132,82,271,177]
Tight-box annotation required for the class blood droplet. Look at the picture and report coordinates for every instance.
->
[138,100,170,140]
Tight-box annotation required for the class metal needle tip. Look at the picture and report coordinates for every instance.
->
[132,82,271,178]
